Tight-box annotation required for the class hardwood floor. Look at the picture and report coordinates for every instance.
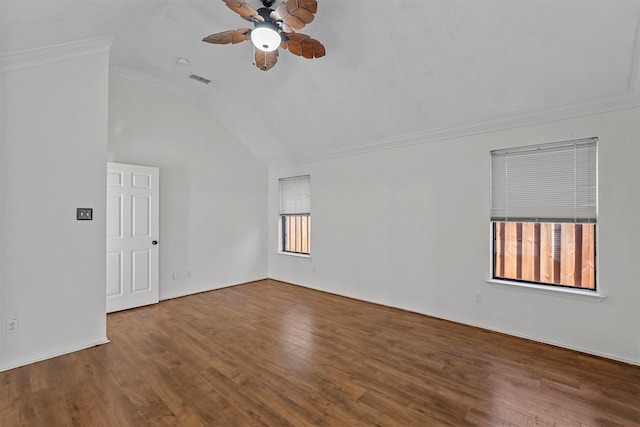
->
[1,279,639,426]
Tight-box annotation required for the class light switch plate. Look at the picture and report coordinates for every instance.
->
[76,208,93,220]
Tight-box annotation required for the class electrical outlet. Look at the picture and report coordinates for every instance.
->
[173,272,180,280]
[76,208,93,221]
[6,318,18,334]
[475,292,483,303]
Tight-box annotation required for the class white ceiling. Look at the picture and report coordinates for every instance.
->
[2,0,640,165]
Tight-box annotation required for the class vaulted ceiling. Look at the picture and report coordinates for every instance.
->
[2,0,639,165]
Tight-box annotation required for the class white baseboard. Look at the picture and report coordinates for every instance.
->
[0,338,110,372]
[433,315,640,366]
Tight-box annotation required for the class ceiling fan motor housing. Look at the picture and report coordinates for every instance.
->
[256,7,274,22]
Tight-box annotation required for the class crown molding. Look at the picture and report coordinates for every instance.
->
[274,14,640,168]
[108,60,640,170]
[271,89,640,168]
[108,67,640,170]
[0,37,116,74]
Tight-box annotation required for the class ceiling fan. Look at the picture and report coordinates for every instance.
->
[203,0,326,71]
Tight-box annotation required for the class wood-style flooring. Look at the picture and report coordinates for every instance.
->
[1,279,639,426]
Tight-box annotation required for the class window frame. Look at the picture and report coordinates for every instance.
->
[278,175,311,257]
[488,138,600,295]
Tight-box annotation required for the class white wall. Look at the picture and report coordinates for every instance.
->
[269,107,640,364]
[108,76,268,300]
[0,52,110,370]
[0,56,634,370]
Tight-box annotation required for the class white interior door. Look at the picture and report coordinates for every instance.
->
[106,162,159,313]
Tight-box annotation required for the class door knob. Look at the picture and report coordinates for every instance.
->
[152,240,158,245]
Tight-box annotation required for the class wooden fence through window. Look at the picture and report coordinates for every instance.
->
[494,222,595,289]
[283,215,310,254]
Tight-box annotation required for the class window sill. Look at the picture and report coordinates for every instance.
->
[278,251,311,259]
[486,279,606,301]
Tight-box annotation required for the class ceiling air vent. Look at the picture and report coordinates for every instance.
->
[189,74,211,84]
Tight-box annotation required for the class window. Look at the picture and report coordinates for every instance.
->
[279,175,311,255]
[490,138,597,290]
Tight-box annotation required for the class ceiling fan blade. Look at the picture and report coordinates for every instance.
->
[202,29,251,44]
[282,33,325,59]
[223,0,264,22]
[255,48,279,71]
[273,0,317,31]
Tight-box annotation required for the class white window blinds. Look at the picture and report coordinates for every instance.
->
[491,138,597,223]
[279,175,310,215]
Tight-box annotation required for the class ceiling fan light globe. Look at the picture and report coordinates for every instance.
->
[251,26,281,52]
